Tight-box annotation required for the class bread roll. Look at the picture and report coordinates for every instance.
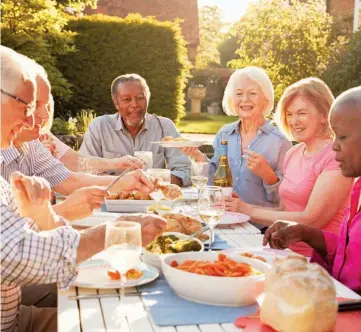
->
[162,136,174,141]
[260,255,337,332]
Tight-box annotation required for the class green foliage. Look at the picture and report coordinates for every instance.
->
[0,0,78,102]
[51,117,78,135]
[76,109,96,133]
[60,14,190,122]
[178,115,238,134]
[218,34,238,67]
[228,0,348,103]
[195,5,225,69]
[181,113,212,121]
[322,30,361,97]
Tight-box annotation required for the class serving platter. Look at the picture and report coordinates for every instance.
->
[105,198,173,212]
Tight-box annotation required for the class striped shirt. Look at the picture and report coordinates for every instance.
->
[0,140,70,187]
[0,174,80,332]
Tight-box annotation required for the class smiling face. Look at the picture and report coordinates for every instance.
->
[331,104,361,178]
[1,80,35,148]
[232,77,268,120]
[15,76,51,143]
[285,96,327,143]
[112,81,148,129]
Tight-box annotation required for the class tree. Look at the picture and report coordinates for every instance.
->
[229,0,348,102]
[195,5,225,69]
[1,0,97,103]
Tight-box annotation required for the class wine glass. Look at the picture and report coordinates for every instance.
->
[198,186,225,250]
[191,161,209,199]
[105,221,142,318]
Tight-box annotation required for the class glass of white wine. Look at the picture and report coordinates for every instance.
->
[191,161,209,199]
[198,186,225,250]
[105,221,142,317]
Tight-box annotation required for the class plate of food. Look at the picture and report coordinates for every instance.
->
[221,247,291,264]
[152,136,210,148]
[162,252,269,306]
[72,259,159,289]
[143,232,205,270]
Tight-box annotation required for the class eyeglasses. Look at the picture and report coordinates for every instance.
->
[1,89,35,116]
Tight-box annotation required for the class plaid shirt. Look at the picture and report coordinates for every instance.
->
[0,175,80,332]
[0,139,70,188]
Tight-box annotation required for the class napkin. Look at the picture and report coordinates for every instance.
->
[138,275,258,326]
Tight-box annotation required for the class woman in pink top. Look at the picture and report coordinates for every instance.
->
[263,87,361,294]
[225,78,353,256]
[39,95,144,173]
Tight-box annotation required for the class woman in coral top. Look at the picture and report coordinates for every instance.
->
[225,77,353,256]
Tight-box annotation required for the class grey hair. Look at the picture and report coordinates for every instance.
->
[111,73,151,103]
[222,66,274,116]
[0,46,36,98]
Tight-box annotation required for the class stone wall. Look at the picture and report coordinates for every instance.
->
[85,0,200,62]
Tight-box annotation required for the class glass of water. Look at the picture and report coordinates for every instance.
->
[191,161,209,199]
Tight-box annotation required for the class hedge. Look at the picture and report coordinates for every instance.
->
[323,30,361,97]
[59,14,191,122]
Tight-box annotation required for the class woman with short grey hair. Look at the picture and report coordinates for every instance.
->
[181,66,292,211]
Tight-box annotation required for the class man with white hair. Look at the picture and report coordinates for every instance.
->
[1,52,160,221]
[80,73,192,186]
[0,46,167,332]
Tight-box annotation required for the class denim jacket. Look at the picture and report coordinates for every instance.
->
[208,120,292,207]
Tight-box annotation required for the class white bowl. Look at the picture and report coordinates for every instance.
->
[105,199,173,213]
[143,232,204,271]
[162,251,270,306]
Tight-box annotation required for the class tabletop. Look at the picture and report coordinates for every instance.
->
[58,221,361,332]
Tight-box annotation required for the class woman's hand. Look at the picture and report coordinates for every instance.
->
[179,147,206,162]
[243,150,278,185]
[39,133,57,156]
[54,186,110,221]
[110,155,145,171]
[224,192,252,214]
[263,220,306,250]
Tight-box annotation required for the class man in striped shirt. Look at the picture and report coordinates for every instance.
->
[0,46,167,332]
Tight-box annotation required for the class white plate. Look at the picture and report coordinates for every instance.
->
[218,212,250,225]
[105,199,173,212]
[72,259,159,289]
[72,212,122,228]
[151,141,210,148]
[222,247,291,264]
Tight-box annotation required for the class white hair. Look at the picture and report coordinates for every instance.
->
[0,46,36,98]
[41,93,54,134]
[111,73,151,104]
[222,66,274,116]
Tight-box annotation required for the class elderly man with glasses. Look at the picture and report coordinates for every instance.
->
[0,46,167,332]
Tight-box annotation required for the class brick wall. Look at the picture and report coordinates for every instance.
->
[327,0,355,18]
[85,0,200,61]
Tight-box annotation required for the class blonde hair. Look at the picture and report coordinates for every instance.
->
[222,66,274,116]
[41,93,54,134]
[274,77,334,141]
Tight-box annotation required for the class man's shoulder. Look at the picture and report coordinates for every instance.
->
[89,113,118,128]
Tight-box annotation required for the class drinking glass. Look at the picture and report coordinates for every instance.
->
[191,161,209,199]
[198,186,225,250]
[105,221,142,317]
[134,151,153,170]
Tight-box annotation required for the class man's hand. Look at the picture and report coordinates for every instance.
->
[111,169,154,194]
[111,155,145,171]
[54,186,109,221]
[116,213,167,246]
[224,192,252,214]
[10,172,51,219]
[263,220,306,249]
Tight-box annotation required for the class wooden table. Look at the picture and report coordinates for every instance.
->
[58,222,361,332]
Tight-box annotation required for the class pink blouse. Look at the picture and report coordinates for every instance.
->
[311,177,361,295]
[279,142,349,256]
